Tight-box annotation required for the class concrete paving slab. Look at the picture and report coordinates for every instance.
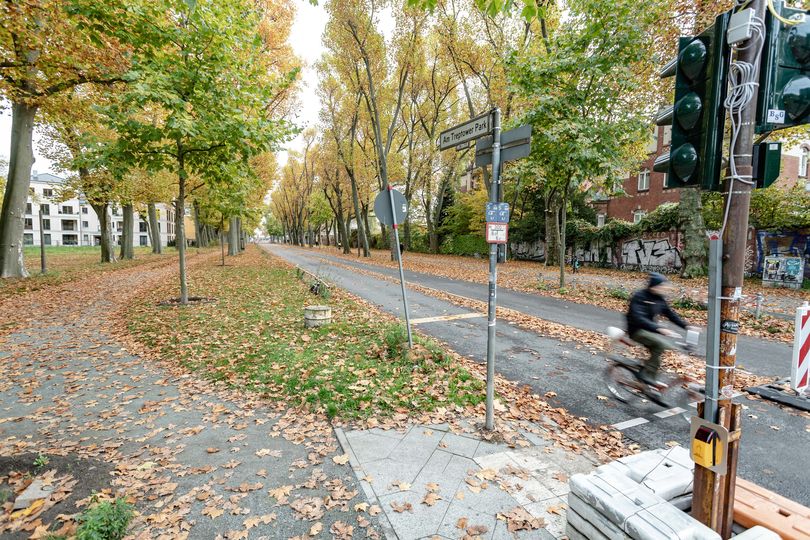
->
[377,489,451,540]
[343,431,401,464]
[439,432,481,458]
[437,501,497,540]
[524,496,568,538]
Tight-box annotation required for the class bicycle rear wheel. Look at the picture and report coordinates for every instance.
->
[657,374,702,422]
[605,362,641,404]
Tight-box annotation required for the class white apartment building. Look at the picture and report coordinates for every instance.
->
[24,173,176,248]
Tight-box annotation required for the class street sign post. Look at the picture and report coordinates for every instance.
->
[373,188,413,349]
[438,111,492,151]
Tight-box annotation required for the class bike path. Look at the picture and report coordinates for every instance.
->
[263,244,809,506]
[297,248,793,379]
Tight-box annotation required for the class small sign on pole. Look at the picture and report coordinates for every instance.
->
[438,111,493,150]
[485,223,508,244]
[792,302,810,395]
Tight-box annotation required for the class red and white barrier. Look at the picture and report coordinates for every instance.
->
[792,302,810,395]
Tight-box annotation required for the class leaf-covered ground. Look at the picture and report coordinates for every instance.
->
[321,247,805,343]
[125,247,486,421]
[0,246,171,303]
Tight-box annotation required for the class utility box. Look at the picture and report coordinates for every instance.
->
[753,141,782,189]
[689,417,729,474]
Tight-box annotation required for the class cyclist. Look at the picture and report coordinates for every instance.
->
[626,272,691,387]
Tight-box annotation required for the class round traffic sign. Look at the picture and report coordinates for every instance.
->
[374,188,408,226]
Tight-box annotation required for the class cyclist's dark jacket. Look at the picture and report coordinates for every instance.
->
[626,289,687,335]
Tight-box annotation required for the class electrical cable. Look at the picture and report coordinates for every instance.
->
[768,0,802,26]
[720,9,766,236]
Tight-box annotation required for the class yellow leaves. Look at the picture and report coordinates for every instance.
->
[268,484,293,502]
[9,498,45,520]
[202,505,225,519]
[389,501,413,513]
[332,454,350,465]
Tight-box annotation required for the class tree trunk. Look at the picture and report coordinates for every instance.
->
[148,202,162,254]
[349,177,369,257]
[176,155,188,305]
[0,102,38,278]
[545,192,559,267]
[679,187,707,278]
[220,219,226,266]
[119,203,134,260]
[228,216,239,256]
[193,200,203,249]
[239,218,246,251]
[91,202,116,263]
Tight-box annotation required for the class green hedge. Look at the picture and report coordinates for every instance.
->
[440,234,488,256]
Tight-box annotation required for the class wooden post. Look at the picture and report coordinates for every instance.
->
[720,403,743,538]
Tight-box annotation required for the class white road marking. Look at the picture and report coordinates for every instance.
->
[411,312,485,325]
[611,417,649,430]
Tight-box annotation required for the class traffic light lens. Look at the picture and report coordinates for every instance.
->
[679,40,707,82]
[672,144,698,182]
[787,23,810,66]
[782,74,810,120]
[675,92,703,130]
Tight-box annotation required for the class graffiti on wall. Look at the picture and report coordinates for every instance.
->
[620,238,682,273]
[510,240,545,261]
[756,230,810,279]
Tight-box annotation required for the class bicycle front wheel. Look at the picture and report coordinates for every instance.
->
[605,362,641,404]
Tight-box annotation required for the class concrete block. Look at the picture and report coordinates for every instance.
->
[12,479,54,510]
[732,526,781,540]
[670,494,692,512]
[597,447,694,502]
[568,492,630,540]
[567,508,612,540]
[625,501,721,540]
[570,470,663,526]
[567,523,595,540]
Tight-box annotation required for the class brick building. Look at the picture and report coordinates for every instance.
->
[592,125,810,224]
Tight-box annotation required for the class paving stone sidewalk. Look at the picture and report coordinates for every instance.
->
[0,259,382,539]
[336,423,597,540]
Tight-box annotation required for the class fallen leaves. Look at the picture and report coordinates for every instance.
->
[422,491,442,506]
[498,507,545,533]
[290,496,325,521]
[332,454,350,465]
[390,501,413,513]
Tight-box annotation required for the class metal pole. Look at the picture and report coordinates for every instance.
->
[485,108,502,431]
[388,185,413,349]
[704,234,722,423]
[38,209,46,274]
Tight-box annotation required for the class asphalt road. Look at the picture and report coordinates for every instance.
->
[263,244,810,506]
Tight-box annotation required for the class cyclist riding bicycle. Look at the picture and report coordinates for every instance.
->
[626,272,695,387]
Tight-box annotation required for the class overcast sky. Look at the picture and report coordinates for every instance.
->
[0,2,373,175]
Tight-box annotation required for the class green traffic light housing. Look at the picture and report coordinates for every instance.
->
[655,13,730,191]
[756,0,810,132]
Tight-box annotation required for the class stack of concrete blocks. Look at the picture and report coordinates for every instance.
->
[567,447,780,540]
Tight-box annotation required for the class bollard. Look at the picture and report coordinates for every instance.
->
[755,293,764,320]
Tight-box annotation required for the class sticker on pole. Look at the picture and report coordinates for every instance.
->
[486,222,508,244]
[485,202,510,223]
[792,303,810,394]
[374,189,408,227]
[766,109,786,124]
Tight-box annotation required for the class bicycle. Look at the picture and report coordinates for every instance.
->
[603,326,704,422]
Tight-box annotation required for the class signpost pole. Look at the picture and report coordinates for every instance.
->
[388,185,413,349]
[704,233,722,423]
[485,108,501,432]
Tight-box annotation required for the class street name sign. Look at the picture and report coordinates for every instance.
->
[475,124,532,167]
[438,112,493,150]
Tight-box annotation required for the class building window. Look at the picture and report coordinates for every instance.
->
[43,188,53,197]
[63,234,78,246]
[40,204,49,215]
[158,223,162,232]
[26,202,32,214]
[44,234,51,246]
[800,147,809,178]
[23,233,34,245]
[83,235,89,244]
[82,221,89,228]
[140,235,148,246]
[112,207,119,216]
[633,210,646,224]
[43,219,50,230]
[637,169,650,192]
[61,205,73,214]
[82,206,88,214]
[139,222,148,233]
[116,221,124,232]
[597,214,606,228]
[62,219,76,231]
[24,218,33,229]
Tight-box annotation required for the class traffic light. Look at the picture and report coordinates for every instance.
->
[756,0,810,133]
[654,13,731,191]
